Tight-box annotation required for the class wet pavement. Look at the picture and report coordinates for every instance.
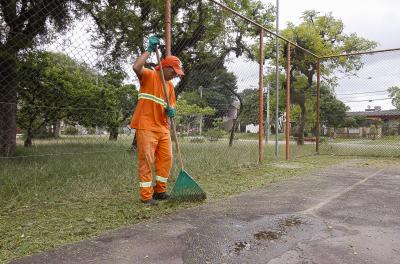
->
[11,160,400,264]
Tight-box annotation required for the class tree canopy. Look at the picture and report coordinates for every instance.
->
[279,10,377,144]
[388,86,400,110]
[0,0,275,156]
[17,51,138,145]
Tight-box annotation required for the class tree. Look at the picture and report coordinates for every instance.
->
[101,83,138,140]
[279,10,377,144]
[175,98,215,135]
[1,1,75,156]
[17,51,137,145]
[320,85,349,130]
[1,0,275,156]
[388,86,400,109]
[17,51,98,146]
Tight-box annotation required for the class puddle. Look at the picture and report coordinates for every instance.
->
[232,216,304,255]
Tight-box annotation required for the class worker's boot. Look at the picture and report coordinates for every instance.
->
[141,198,158,206]
[153,192,170,200]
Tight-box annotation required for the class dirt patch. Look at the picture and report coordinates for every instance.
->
[254,230,282,240]
[233,241,251,254]
[280,217,302,228]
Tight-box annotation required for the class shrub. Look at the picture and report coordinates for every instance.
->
[190,137,205,143]
[205,128,225,141]
[64,126,79,135]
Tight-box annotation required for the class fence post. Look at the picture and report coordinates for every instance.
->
[316,59,321,154]
[285,43,291,160]
[259,29,264,163]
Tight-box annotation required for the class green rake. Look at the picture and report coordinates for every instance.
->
[155,48,207,202]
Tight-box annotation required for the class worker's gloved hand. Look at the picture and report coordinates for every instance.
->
[166,107,176,118]
[146,35,160,53]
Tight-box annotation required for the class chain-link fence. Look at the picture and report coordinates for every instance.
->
[319,49,400,157]
[2,1,399,198]
[0,0,311,167]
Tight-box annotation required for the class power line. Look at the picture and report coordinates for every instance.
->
[343,97,392,103]
[336,89,388,96]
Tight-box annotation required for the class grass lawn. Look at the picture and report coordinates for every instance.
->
[0,136,387,263]
[319,136,400,157]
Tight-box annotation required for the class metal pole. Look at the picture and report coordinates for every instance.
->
[199,86,203,136]
[316,59,321,154]
[259,29,264,163]
[265,82,270,144]
[285,44,291,160]
[320,47,400,59]
[165,0,171,56]
[275,0,279,157]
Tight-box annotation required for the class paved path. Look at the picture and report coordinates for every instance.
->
[12,160,400,264]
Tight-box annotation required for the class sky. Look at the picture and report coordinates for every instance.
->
[268,0,400,111]
[228,0,400,111]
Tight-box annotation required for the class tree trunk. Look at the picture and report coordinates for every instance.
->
[296,104,306,145]
[109,128,118,140]
[53,120,61,138]
[24,128,33,147]
[0,49,17,156]
[228,118,238,147]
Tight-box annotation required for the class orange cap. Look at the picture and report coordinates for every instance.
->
[161,56,184,76]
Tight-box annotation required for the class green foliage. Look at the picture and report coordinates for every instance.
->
[17,51,98,140]
[320,85,349,128]
[277,11,377,143]
[17,51,138,143]
[388,86,400,109]
[63,126,79,135]
[204,128,226,141]
[182,66,239,129]
[240,88,259,125]
[175,97,215,134]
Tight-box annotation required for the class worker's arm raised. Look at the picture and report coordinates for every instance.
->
[132,36,160,79]
[132,51,151,79]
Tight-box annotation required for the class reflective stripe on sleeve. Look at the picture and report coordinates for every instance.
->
[138,93,167,108]
[156,176,168,183]
[139,181,153,188]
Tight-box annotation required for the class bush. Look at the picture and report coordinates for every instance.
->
[205,128,225,141]
[190,137,205,143]
[87,127,96,135]
[64,126,78,135]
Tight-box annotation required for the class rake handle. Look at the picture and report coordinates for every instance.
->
[155,48,184,170]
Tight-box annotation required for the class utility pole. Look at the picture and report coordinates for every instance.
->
[199,86,203,136]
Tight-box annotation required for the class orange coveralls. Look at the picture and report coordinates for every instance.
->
[130,68,176,201]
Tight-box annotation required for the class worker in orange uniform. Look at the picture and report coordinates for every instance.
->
[131,35,184,205]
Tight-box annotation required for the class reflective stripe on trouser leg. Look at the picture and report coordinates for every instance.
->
[154,132,172,194]
[136,129,158,201]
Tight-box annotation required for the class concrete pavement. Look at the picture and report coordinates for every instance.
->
[11,160,400,264]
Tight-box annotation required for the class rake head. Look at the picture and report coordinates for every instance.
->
[170,169,207,201]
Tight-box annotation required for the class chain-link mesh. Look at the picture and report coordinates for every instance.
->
[8,1,400,205]
[0,1,285,165]
[319,50,400,157]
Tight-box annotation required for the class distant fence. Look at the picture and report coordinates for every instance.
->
[319,49,400,157]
